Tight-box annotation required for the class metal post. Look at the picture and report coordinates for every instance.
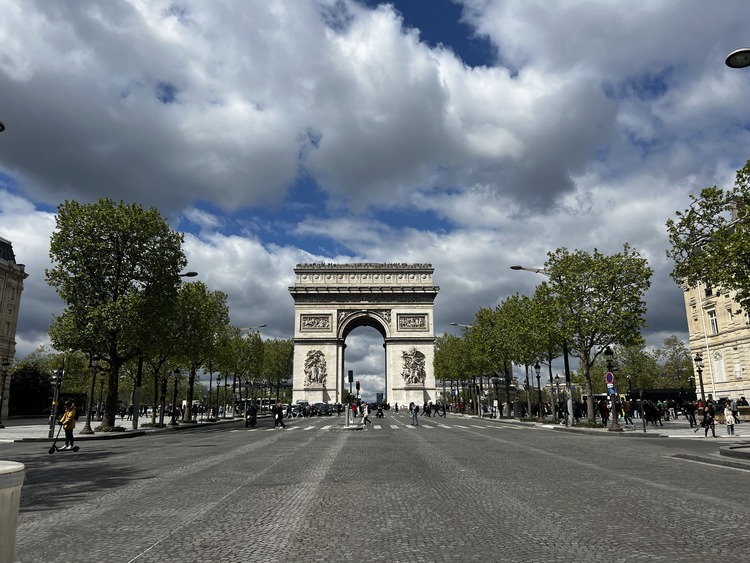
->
[170,369,180,425]
[562,338,574,426]
[97,375,105,421]
[0,359,9,429]
[605,347,622,432]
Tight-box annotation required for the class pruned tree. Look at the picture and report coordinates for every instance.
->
[46,198,187,426]
[667,159,750,311]
[545,245,653,420]
[173,282,230,421]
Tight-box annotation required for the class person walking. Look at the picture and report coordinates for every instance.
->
[411,404,419,425]
[361,403,372,425]
[273,402,286,428]
[598,398,609,427]
[59,401,77,450]
[724,403,735,436]
[703,404,716,438]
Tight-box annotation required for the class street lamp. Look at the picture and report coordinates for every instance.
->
[604,346,622,432]
[509,265,574,427]
[726,48,750,69]
[80,355,100,435]
[179,271,198,278]
[0,121,5,133]
[693,353,706,404]
[170,369,181,425]
[554,374,561,419]
[0,359,10,428]
[535,362,543,422]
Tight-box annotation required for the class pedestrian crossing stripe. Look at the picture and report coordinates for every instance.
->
[390,425,399,429]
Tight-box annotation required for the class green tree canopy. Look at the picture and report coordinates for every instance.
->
[46,198,187,426]
[545,244,653,418]
[667,159,750,311]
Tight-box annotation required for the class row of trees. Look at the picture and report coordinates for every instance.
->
[41,198,292,427]
[436,245,658,419]
[8,333,293,420]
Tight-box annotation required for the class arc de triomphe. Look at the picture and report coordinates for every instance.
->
[289,263,439,407]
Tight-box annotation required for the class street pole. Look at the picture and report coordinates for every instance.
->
[97,374,105,421]
[48,366,64,438]
[605,346,622,432]
[0,359,9,429]
[170,369,180,426]
[535,362,543,422]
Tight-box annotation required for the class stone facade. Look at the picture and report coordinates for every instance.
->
[0,237,27,414]
[289,263,439,406]
[683,282,750,401]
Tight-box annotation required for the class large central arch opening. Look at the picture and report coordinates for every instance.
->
[341,313,387,405]
[343,326,386,404]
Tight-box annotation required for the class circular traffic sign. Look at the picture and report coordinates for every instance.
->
[605,371,614,384]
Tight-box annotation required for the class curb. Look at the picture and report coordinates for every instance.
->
[15,417,246,443]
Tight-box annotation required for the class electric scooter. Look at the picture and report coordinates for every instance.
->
[48,422,79,454]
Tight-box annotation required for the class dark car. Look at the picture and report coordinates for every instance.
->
[317,403,333,416]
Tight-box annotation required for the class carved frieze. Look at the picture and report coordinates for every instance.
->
[300,315,331,331]
[398,314,428,331]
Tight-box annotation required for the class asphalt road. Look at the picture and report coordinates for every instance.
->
[2,413,748,562]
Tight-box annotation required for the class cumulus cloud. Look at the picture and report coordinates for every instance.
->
[2,0,749,377]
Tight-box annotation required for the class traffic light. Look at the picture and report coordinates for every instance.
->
[51,369,64,389]
[348,370,353,383]
[161,378,168,395]
[355,380,360,392]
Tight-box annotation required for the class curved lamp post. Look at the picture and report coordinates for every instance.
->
[509,265,574,427]
[726,48,750,69]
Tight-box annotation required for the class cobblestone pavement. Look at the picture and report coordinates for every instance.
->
[3,412,749,562]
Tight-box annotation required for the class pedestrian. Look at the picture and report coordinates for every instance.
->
[411,404,419,425]
[703,404,716,438]
[598,398,609,427]
[362,403,372,425]
[622,399,634,428]
[685,400,697,428]
[59,401,77,450]
[724,403,735,436]
[273,402,286,428]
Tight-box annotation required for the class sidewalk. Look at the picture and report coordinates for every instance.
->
[0,415,247,443]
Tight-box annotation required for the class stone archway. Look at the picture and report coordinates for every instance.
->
[289,263,439,407]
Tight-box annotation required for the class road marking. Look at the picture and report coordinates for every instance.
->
[422,425,433,428]
[303,426,315,431]
[670,456,750,472]
[321,425,332,430]
[390,425,399,429]
[373,425,381,429]
[455,425,470,429]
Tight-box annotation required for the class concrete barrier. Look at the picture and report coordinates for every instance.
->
[0,461,25,563]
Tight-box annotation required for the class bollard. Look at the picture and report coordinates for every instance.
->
[0,461,25,563]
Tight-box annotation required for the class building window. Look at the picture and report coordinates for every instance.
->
[705,284,713,297]
[726,307,734,324]
[708,310,719,334]
[713,352,726,383]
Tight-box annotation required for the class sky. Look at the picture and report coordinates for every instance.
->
[1,0,749,402]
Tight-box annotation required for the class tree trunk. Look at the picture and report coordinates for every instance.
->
[183,368,195,422]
